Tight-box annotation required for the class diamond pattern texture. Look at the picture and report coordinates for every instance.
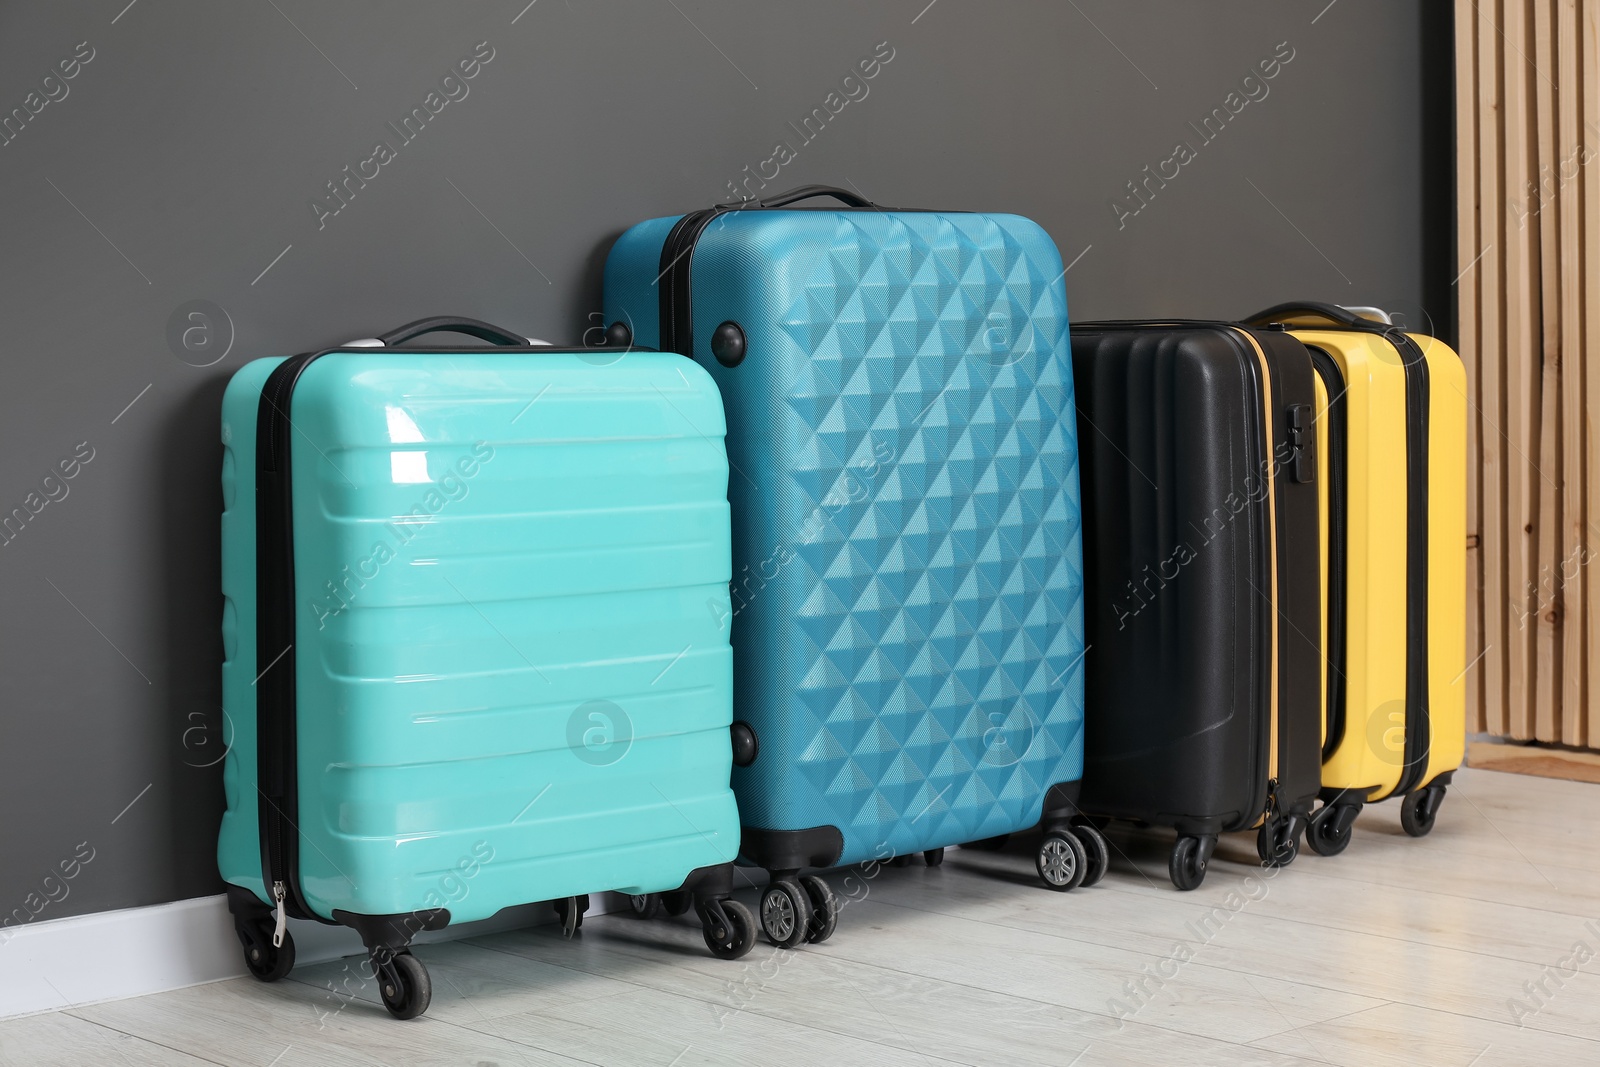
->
[609,210,1085,868]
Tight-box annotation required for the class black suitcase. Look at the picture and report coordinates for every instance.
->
[1070,321,1322,889]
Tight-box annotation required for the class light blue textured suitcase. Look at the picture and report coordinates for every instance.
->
[217,317,755,1019]
[603,187,1095,949]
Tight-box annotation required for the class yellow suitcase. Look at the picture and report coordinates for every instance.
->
[1245,303,1466,854]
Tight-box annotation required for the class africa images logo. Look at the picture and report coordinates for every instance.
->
[566,699,633,767]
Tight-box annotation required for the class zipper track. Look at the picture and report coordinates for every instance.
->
[252,343,596,919]
[1389,331,1433,798]
[658,207,727,358]
[655,202,951,359]
[1307,348,1350,762]
[1228,327,1282,828]
[256,351,324,924]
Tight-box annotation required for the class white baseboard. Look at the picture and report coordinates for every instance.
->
[0,891,625,1021]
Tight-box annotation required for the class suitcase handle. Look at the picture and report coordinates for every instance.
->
[723,184,876,210]
[361,316,545,348]
[1241,302,1388,331]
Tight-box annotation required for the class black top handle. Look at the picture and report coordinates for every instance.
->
[718,184,877,210]
[373,316,531,348]
[1242,302,1384,331]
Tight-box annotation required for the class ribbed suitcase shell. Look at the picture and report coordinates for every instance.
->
[1288,321,1467,806]
[1071,323,1322,842]
[605,208,1087,870]
[217,349,740,923]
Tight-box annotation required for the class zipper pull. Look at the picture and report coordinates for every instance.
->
[271,881,288,948]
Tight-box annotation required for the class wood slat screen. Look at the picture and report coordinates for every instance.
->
[1456,0,1596,744]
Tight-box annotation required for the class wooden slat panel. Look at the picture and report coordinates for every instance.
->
[1503,0,1542,740]
[1457,0,1487,733]
[1462,0,1600,748]
[1557,0,1587,746]
[1478,0,1511,738]
[1584,0,1600,747]
[1533,0,1562,742]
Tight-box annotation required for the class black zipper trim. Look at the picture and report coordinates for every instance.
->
[1307,347,1349,762]
[658,208,722,357]
[1232,329,1276,831]
[1389,330,1432,797]
[256,351,327,924]
[655,202,955,359]
[253,342,597,920]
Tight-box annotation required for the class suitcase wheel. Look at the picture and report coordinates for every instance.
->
[628,893,665,921]
[1256,815,1302,869]
[237,920,295,983]
[923,848,945,868]
[1169,835,1213,891]
[889,854,914,868]
[1306,802,1361,857]
[1036,830,1087,892]
[661,889,694,917]
[760,879,813,949]
[702,898,757,960]
[800,874,839,945]
[1068,823,1111,887]
[553,895,589,938]
[375,950,430,1021]
[1400,785,1446,838]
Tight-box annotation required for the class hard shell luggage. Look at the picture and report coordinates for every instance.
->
[1242,303,1467,853]
[1070,320,1323,890]
[217,317,755,1019]
[602,185,1093,944]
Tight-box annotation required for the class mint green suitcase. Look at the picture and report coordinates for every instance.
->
[217,318,753,1019]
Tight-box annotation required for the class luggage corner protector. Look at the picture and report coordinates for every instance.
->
[332,908,451,956]
[1041,780,1084,823]
[739,825,843,872]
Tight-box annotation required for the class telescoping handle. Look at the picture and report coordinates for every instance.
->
[1242,302,1391,330]
[720,184,877,210]
[342,316,551,348]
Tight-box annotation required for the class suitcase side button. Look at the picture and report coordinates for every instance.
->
[731,720,758,766]
[710,321,747,368]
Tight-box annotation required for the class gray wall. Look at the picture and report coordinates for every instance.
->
[0,0,1448,922]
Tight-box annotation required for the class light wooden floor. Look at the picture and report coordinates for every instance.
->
[4,765,1597,1066]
